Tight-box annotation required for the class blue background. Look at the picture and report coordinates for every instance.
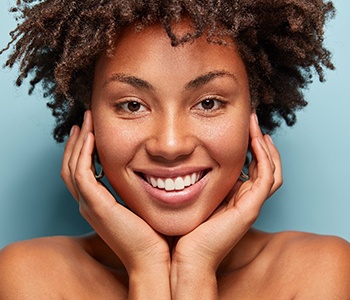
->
[1,0,349,249]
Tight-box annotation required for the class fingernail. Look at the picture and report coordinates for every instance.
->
[266,134,275,145]
[254,113,259,125]
[69,126,75,137]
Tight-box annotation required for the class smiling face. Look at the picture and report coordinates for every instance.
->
[90,22,251,236]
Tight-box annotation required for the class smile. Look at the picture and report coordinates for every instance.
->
[143,171,205,192]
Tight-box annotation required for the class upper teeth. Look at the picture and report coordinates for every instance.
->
[145,172,202,191]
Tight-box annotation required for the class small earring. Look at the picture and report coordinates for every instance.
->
[239,171,249,181]
[95,166,104,180]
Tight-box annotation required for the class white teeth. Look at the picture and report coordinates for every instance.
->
[157,178,165,189]
[165,178,174,191]
[184,175,191,187]
[146,171,203,192]
[150,177,157,187]
[174,177,185,190]
[191,173,197,185]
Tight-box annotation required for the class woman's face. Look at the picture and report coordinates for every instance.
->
[91,22,251,236]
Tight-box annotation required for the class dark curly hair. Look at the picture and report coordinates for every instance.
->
[1,0,335,142]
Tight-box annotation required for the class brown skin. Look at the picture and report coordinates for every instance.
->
[1,231,350,299]
[1,22,350,299]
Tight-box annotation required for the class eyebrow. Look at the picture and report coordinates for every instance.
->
[103,70,237,90]
[184,71,238,90]
[103,73,154,90]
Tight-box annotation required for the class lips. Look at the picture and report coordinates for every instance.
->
[144,171,203,191]
[135,169,210,206]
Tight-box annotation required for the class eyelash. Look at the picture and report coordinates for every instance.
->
[193,97,227,113]
[114,99,148,114]
[114,97,227,115]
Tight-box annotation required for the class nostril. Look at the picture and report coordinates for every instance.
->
[145,140,196,162]
[144,123,196,161]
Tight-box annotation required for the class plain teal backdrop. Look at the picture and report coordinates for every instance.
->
[1,0,349,249]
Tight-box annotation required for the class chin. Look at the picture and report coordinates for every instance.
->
[149,217,202,237]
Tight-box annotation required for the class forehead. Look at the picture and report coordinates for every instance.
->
[94,21,248,87]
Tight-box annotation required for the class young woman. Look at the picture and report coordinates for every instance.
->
[1,1,349,299]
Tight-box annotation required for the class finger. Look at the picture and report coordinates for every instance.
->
[190,136,276,266]
[246,114,263,180]
[73,132,119,218]
[68,110,93,174]
[189,132,279,267]
[249,114,275,172]
[61,125,80,200]
[74,132,116,212]
[263,134,283,196]
[247,136,275,197]
[234,135,275,221]
[247,154,257,180]
[74,132,152,242]
[66,110,94,197]
[74,132,98,200]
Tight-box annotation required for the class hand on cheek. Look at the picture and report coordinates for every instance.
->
[60,110,171,278]
[60,110,283,298]
[171,113,283,279]
[245,113,282,199]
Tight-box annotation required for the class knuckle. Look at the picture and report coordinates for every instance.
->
[271,162,276,172]
[68,162,74,171]
[67,162,75,175]
[60,168,68,181]
[265,172,275,186]
[74,169,85,187]
[275,176,283,188]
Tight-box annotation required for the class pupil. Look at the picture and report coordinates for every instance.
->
[202,99,214,110]
[128,101,140,112]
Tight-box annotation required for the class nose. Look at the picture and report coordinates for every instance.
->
[145,113,196,161]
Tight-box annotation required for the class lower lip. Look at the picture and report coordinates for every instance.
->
[138,173,210,206]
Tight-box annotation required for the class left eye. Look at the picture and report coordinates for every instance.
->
[195,98,224,111]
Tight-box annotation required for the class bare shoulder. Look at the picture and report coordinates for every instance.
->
[0,236,68,298]
[266,231,350,299]
[0,235,127,299]
[0,236,89,299]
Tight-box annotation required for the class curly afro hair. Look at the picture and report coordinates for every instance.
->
[1,0,335,142]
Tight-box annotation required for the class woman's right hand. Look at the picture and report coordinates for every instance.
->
[60,110,171,297]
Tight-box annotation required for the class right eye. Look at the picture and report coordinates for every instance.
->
[115,100,148,113]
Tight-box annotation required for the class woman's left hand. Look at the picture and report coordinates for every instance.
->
[170,113,282,298]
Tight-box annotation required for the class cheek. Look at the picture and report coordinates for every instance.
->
[93,120,137,171]
[202,116,250,168]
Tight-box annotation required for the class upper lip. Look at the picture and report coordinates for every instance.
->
[134,167,211,178]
